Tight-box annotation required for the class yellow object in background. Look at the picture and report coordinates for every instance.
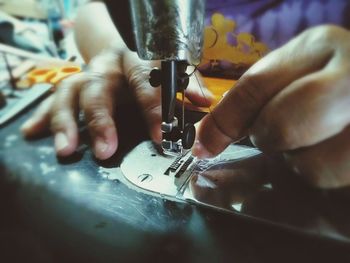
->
[177,77,236,113]
[203,77,236,105]
[200,13,268,73]
[26,66,81,86]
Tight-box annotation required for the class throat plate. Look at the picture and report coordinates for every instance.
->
[120,140,260,201]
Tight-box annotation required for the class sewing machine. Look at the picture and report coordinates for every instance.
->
[0,4,349,260]
[101,0,263,209]
[104,0,205,155]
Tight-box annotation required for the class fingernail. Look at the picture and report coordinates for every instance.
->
[55,132,69,152]
[150,124,162,144]
[94,137,108,156]
[20,118,35,133]
[192,140,212,159]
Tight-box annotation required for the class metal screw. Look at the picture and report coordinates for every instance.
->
[138,174,153,183]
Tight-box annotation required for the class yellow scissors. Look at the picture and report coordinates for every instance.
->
[0,65,81,125]
[26,65,81,86]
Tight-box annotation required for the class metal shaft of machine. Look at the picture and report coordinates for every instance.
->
[161,60,192,152]
[161,60,177,126]
[103,0,205,154]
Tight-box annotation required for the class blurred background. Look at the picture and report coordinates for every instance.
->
[0,0,88,59]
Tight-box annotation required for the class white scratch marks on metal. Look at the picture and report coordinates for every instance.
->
[39,162,56,175]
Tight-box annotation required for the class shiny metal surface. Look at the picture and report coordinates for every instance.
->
[1,105,350,261]
[120,140,350,243]
[120,140,260,200]
[161,139,184,156]
[129,0,205,64]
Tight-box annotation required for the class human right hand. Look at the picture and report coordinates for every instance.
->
[193,25,350,188]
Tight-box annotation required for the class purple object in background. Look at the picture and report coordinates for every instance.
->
[200,0,350,79]
[205,0,350,49]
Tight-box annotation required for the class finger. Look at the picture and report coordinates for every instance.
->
[81,49,129,160]
[190,154,268,208]
[185,70,214,107]
[80,73,123,160]
[283,125,350,189]
[123,52,162,143]
[193,26,339,158]
[21,95,54,138]
[250,66,350,152]
[50,73,86,156]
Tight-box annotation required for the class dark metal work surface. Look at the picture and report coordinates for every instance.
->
[0,105,350,263]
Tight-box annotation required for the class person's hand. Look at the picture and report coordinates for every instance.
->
[21,48,214,160]
[193,25,350,188]
[190,154,269,209]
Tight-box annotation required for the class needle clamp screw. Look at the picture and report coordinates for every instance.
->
[149,68,161,87]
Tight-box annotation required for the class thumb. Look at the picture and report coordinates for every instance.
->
[192,26,336,158]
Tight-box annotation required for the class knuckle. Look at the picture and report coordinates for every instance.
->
[83,86,104,102]
[127,64,151,90]
[50,91,76,114]
[54,83,75,101]
[80,82,116,121]
[88,50,124,75]
[50,110,72,132]
[81,83,109,106]
[34,96,54,116]
[312,25,334,41]
[237,73,265,105]
[82,73,121,101]
[252,114,295,151]
[211,110,240,140]
[143,104,161,121]
[56,73,87,94]
[86,109,113,131]
[305,25,344,46]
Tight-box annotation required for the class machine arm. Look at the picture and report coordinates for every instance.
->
[104,0,205,155]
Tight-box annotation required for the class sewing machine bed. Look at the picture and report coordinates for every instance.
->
[0,101,349,261]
